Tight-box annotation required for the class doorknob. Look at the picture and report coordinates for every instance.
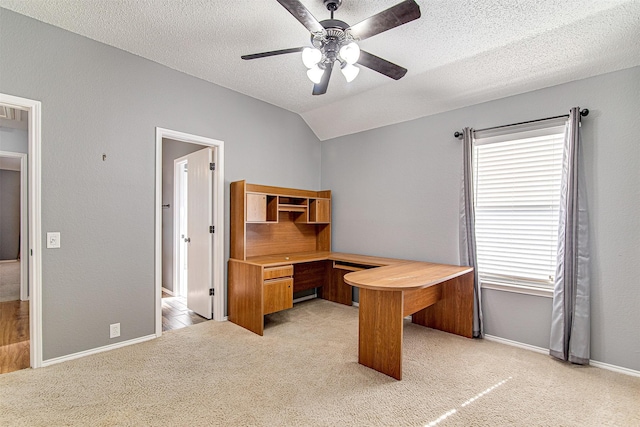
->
[184,237,191,243]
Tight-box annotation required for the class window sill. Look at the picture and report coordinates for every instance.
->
[481,281,553,298]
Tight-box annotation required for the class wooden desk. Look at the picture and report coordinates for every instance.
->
[228,251,407,336]
[228,181,474,380]
[344,262,474,380]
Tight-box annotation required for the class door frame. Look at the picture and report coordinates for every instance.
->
[155,128,225,336]
[0,151,28,300]
[0,93,43,368]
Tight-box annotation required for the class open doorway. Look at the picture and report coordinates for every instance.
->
[0,95,42,373]
[0,147,28,374]
[161,143,210,331]
[156,129,225,336]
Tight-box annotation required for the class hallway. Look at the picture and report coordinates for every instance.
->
[162,293,207,332]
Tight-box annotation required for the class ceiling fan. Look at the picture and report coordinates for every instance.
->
[241,0,421,95]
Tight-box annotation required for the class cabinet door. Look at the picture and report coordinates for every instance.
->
[246,193,267,222]
[264,278,293,315]
[313,199,331,223]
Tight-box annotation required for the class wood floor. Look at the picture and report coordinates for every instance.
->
[0,300,30,374]
[162,293,207,331]
[0,291,204,373]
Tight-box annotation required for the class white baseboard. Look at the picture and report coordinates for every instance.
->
[293,294,317,304]
[484,334,640,377]
[161,287,175,296]
[292,295,358,307]
[484,334,548,355]
[41,334,156,367]
[590,360,640,377]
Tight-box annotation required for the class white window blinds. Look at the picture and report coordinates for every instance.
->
[473,124,565,288]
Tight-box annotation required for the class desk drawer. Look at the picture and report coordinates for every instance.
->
[264,278,293,315]
[263,265,293,280]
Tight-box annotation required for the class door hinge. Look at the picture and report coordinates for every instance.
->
[209,288,215,296]
[209,225,215,233]
[210,162,215,171]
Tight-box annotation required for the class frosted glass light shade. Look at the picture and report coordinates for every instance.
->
[341,63,360,82]
[307,65,325,84]
[339,42,360,65]
[302,48,322,68]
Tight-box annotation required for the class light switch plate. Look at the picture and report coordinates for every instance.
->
[47,232,61,248]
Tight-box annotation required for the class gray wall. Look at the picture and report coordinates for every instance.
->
[161,138,204,293]
[0,169,20,260]
[0,9,321,360]
[2,8,638,373]
[322,66,640,372]
[0,127,28,153]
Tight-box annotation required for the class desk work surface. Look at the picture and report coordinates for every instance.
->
[244,251,409,268]
[343,262,473,291]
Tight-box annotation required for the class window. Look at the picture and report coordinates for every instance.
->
[472,121,566,292]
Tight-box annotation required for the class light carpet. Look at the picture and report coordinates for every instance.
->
[0,260,20,302]
[0,299,638,426]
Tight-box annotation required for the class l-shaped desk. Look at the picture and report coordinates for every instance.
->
[228,251,473,380]
[228,181,473,380]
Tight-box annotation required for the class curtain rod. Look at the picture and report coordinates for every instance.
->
[453,108,589,139]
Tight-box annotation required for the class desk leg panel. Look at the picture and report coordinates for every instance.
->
[412,272,474,338]
[228,259,264,336]
[323,267,353,306]
[358,288,404,380]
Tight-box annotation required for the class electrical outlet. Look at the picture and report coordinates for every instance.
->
[109,323,120,338]
[47,232,61,249]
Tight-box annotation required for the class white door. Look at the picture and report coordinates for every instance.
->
[177,160,188,297]
[185,147,214,319]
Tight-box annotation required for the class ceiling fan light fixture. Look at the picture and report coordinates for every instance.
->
[339,42,360,65]
[302,47,322,68]
[341,63,360,82]
[307,65,325,84]
[241,0,421,94]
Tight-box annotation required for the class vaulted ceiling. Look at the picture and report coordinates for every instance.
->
[1,0,639,140]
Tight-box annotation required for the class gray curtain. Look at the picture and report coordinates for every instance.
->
[549,107,590,364]
[459,127,483,338]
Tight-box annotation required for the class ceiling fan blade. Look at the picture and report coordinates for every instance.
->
[312,62,333,95]
[241,47,305,60]
[277,0,324,34]
[357,50,407,80]
[348,0,421,41]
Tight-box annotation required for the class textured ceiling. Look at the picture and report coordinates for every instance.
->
[1,0,639,140]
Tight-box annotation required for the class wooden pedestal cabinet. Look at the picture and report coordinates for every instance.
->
[263,265,293,315]
[228,180,334,335]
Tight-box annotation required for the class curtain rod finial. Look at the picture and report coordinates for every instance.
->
[454,131,463,139]
[580,109,589,117]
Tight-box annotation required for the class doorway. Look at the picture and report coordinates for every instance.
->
[0,93,43,371]
[0,149,28,373]
[155,128,225,337]
[162,147,214,331]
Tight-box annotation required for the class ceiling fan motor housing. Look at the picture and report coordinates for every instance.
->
[311,19,353,65]
[323,0,342,12]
